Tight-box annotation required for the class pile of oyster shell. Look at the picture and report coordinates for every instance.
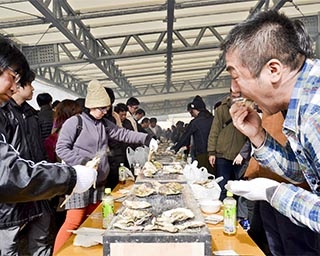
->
[112,181,205,233]
[113,204,204,233]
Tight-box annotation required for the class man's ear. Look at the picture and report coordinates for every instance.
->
[266,58,282,83]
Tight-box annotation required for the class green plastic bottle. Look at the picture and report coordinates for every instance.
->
[223,191,237,235]
[102,188,114,229]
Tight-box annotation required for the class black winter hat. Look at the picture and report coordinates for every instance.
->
[190,95,206,111]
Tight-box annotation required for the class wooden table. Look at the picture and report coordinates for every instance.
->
[56,181,265,256]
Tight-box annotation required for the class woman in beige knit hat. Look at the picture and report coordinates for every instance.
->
[53,80,158,253]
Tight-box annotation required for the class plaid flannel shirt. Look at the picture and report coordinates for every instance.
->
[254,58,320,232]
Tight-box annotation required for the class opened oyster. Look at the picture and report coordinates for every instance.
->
[133,183,155,197]
[158,182,184,195]
[144,218,179,233]
[162,164,183,174]
[121,208,152,220]
[152,161,163,170]
[123,200,152,209]
[142,161,158,177]
[158,207,194,224]
[112,219,145,232]
[232,97,255,108]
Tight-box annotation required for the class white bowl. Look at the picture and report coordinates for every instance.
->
[199,200,222,214]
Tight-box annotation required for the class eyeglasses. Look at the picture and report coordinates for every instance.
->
[6,66,21,87]
[98,106,110,114]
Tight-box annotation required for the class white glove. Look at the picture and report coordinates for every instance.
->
[149,138,158,151]
[72,165,97,194]
[225,178,280,201]
[232,154,243,165]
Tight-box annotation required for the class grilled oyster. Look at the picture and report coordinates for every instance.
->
[152,161,163,170]
[113,208,152,228]
[158,208,194,224]
[162,164,183,174]
[175,221,205,231]
[121,208,152,220]
[112,218,145,231]
[158,182,184,195]
[142,161,158,177]
[133,183,156,197]
[123,200,152,210]
[144,221,178,233]
[232,97,255,108]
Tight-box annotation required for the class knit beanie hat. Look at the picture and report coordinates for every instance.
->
[85,80,111,108]
[190,95,206,111]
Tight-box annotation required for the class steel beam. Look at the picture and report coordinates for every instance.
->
[28,0,137,97]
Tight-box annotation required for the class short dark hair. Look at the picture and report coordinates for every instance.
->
[20,69,36,87]
[0,36,30,81]
[36,93,53,107]
[126,97,140,106]
[221,10,304,77]
[141,117,150,124]
[52,100,60,109]
[136,108,145,116]
[114,103,128,113]
[150,117,157,123]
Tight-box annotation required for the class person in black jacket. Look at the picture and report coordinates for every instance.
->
[171,95,215,175]
[36,92,54,143]
[0,36,97,256]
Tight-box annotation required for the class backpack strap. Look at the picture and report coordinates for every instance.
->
[71,115,82,149]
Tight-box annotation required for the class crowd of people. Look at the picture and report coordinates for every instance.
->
[1,9,320,256]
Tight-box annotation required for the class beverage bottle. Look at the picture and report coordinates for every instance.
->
[223,191,237,235]
[118,163,126,185]
[134,163,141,177]
[187,154,192,165]
[102,188,114,229]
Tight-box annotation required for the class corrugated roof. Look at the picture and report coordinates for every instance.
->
[0,0,319,115]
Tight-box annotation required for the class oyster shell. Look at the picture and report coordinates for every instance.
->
[144,220,178,233]
[175,221,205,231]
[133,183,156,197]
[162,164,183,174]
[112,217,145,231]
[112,208,152,230]
[121,208,152,220]
[142,161,158,177]
[232,97,255,108]
[158,182,184,195]
[123,200,152,209]
[152,161,163,170]
[158,207,194,224]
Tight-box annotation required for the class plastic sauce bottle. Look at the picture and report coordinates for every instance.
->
[223,191,237,235]
[118,163,126,185]
[102,188,114,229]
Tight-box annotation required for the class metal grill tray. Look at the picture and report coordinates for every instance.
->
[103,183,212,256]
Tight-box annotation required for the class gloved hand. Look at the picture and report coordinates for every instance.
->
[232,154,243,165]
[225,178,280,201]
[72,165,97,194]
[149,138,158,151]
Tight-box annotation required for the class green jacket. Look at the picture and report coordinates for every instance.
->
[207,97,247,161]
